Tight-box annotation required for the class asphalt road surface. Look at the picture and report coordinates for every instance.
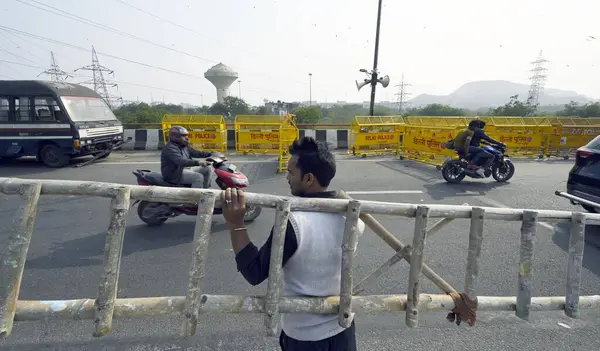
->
[1,152,600,351]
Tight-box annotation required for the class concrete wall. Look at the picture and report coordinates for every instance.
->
[120,129,351,150]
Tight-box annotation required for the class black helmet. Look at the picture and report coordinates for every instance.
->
[169,125,189,145]
[468,120,480,129]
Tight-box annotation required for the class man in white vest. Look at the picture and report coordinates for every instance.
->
[221,136,365,350]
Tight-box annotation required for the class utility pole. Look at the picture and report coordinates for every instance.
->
[75,46,122,109]
[308,73,312,106]
[354,0,390,116]
[394,73,411,113]
[238,80,242,99]
[38,52,71,82]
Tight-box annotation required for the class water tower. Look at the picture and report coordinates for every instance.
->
[204,62,238,103]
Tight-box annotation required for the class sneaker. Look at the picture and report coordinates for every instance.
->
[475,168,485,177]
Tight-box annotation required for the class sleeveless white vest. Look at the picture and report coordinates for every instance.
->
[280,210,365,341]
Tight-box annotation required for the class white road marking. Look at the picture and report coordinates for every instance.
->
[345,190,424,195]
[477,197,556,231]
[100,159,275,165]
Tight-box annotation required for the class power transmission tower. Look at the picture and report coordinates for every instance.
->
[38,52,71,82]
[526,50,548,113]
[394,73,411,112]
[75,46,122,109]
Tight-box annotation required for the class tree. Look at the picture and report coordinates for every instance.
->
[557,101,600,117]
[404,103,468,116]
[292,106,322,124]
[489,95,536,116]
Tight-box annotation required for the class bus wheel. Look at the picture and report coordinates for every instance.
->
[39,144,70,168]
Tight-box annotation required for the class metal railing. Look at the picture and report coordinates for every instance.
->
[1,177,600,339]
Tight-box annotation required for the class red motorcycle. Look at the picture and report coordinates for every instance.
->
[131,152,262,226]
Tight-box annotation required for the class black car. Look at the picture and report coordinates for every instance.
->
[566,135,600,213]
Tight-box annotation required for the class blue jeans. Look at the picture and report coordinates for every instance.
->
[468,146,494,168]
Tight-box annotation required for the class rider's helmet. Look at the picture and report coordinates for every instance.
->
[468,119,480,130]
[478,120,486,129]
[169,126,190,146]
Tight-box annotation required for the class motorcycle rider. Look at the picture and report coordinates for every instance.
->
[161,126,214,188]
[468,120,504,176]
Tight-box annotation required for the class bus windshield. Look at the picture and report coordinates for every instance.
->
[60,96,118,122]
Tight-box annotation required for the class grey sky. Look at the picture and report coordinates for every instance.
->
[0,0,598,106]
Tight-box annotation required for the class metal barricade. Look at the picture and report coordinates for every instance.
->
[477,116,550,158]
[1,177,600,340]
[161,114,227,153]
[348,116,405,157]
[544,117,600,159]
[399,117,469,166]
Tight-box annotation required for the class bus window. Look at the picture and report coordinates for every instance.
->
[34,97,64,122]
[15,97,30,122]
[60,96,118,122]
[0,97,8,122]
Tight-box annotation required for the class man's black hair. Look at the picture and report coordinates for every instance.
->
[468,120,480,129]
[288,137,336,187]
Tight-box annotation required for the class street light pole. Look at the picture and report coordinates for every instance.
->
[238,80,242,99]
[369,0,384,116]
[309,73,312,106]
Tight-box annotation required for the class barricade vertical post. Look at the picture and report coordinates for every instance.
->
[465,207,484,299]
[94,187,131,337]
[265,199,291,336]
[182,192,217,337]
[516,210,538,321]
[406,206,430,328]
[338,200,362,328]
[0,183,41,338]
[565,211,586,318]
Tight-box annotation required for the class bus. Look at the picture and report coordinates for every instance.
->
[0,80,124,167]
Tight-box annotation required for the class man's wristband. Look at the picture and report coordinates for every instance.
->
[232,227,247,232]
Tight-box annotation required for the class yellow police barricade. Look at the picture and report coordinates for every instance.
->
[278,114,299,173]
[399,117,468,167]
[234,114,299,172]
[161,114,227,153]
[477,116,550,158]
[544,117,600,159]
[348,116,405,157]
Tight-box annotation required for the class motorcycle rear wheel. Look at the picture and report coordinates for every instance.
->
[137,200,170,226]
[441,160,466,184]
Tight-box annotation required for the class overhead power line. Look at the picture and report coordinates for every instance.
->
[16,0,331,94]
[15,0,218,65]
[0,59,203,96]
[0,25,204,79]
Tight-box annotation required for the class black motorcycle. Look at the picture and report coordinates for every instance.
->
[440,142,515,184]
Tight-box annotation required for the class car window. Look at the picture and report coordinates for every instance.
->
[586,135,600,150]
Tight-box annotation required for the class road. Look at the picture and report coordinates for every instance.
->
[1,152,600,351]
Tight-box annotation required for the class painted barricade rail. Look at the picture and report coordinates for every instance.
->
[161,114,227,152]
[478,116,550,158]
[348,116,405,157]
[399,117,468,166]
[234,114,298,156]
[1,177,600,342]
[543,117,600,159]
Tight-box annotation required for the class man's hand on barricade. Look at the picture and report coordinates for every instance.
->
[221,187,247,226]
[445,292,478,327]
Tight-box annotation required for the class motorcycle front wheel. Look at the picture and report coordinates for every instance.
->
[492,159,515,182]
[137,200,170,226]
[441,160,466,184]
[243,205,262,222]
